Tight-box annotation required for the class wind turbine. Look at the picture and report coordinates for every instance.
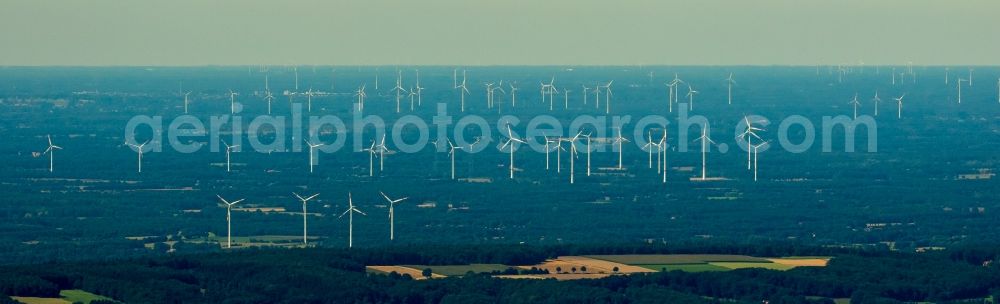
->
[293,192,319,245]
[694,127,717,180]
[563,88,571,109]
[391,71,407,113]
[125,139,151,173]
[602,80,614,114]
[415,70,424,107]
[264,91,275,114]
[500,123,526,179]
[228,89,238,114]
[563,131,584,184]
[611,127,629,169]
[217,195,245,249]
[407,86,417,111]
[363,138,379,176]
[659,128,668,183]
[354,84,368,113]
[544,137,559,170]
[304,139,324,173]
[509,82,519,109]
[957,78,967,104]
[667,74,685,112]
[455,70,470,112]
[685,84,699,111]
[339,193,366,248]
[894,94,906,119]
[872,90,882,116]
[848,93,861,119]
[221,139,238,172]
[751,142,769,182]
[737,116,764,170]
[183,91,192,114]
[642,131,655,169]
[725,73,736,105]
[581,85,590,105]
[42,135,62,172]
[376,135,390,172]
[445,140,469,179]
[380,192,408,241]
[305,88,315,112]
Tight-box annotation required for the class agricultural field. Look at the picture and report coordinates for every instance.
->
[366,254,831,281]
[401,264,512,276]
[11,290,112,304]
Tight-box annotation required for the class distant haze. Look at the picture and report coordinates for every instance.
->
[1,0,998,66]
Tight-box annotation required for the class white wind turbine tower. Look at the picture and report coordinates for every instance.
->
[563,131,584,184]
[945,67,949,85]
[611,127,629,169]
[293,192,319,245]
[415,71,424,107]
[544,137,559,170]
[694,127,717,180]
[667,74,685,112]
[848,93,861,119]
[737,116,764,170]
[725,73,736,105]
[659,129,668,183]
[304,139,325,173]
[584,133,593,176]
[445,140,468,179]
[563,88,571,109]
[751,141,769,182]
[592,81,601,110]
[391,71,407,113]
[508,82,519,109]
[685,84,699,111]
[42,135,62,172]
[339,193,366,248]
[354,84,368,113]
[555,137,565,173]
[376,135,390,172]
[957,78,967,104]
[968,68,973,86]
[228,89,238,114]
[872,90,882,116]
[305,88,315,112]
[581,85,590,105]
[363,139,378,176]
[217,195,245,249]
[183,91,192,114]
[894,94,906,119]
[601,80,614,114]
[500,123,526,179]
[221,139,239,172]
[264,91,275,115]
[455,71,471,112]
[125,139,151,173]
[407,86,417,111]
[641,131,655,169]
[380,192,408,241]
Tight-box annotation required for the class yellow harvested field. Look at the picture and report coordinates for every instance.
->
[766,258,829,267]
[525,256,655,276]
[10,297,71,304]
[367,266,446,280]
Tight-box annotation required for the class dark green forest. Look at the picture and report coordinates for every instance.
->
[3,243,1000,304]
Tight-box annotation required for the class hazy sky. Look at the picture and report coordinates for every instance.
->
[1,0,997,66]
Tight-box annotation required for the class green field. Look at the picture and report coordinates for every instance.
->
[587,254,769,265]
[402,264,512,276]
[710,262,797,271]
[12,290,112,304]
[639,263,731,272]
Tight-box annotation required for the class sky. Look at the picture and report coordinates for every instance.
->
[1,0,998,66]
